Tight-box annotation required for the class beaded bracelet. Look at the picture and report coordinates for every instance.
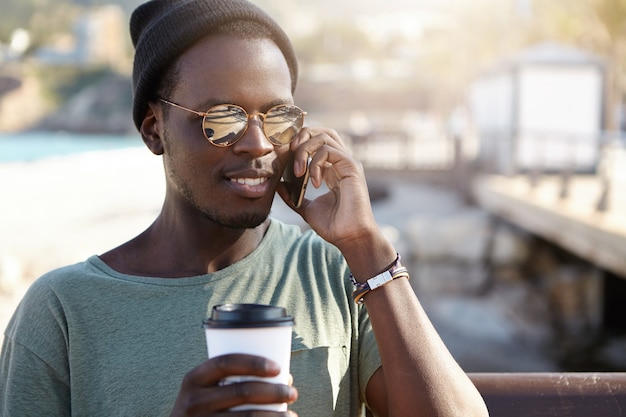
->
[350,254,410,304]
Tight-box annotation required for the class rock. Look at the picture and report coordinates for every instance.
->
[545,265,604,342]
[35,74,134,134]
[423,283,558,372]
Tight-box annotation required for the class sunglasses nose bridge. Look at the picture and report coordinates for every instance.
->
[236,111,274,148]
[247,111,265,123]
[245,111,267,134]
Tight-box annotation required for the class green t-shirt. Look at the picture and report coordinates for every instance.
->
[1,219,381,417]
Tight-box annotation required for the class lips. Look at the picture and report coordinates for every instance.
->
[230,177,268,186]
[225,170,273,198]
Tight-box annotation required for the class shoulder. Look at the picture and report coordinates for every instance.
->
[26,258,97,297]
[6,258,99,337]
[0,263,92,395]
[2,262,94,367]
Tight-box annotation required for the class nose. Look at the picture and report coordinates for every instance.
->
[231,115,275,156]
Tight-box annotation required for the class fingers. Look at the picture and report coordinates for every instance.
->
[291,128,343,174]
[183,380,297,415]
[291,127,357,188]
[187,354,280,387]
[171,354,298,416]
[292,126,344,153]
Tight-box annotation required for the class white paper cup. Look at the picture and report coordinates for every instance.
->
[203,304,294,411]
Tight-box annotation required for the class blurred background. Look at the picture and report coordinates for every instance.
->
[1,0,625,373]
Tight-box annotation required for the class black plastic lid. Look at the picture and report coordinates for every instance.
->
[203,304,294,328]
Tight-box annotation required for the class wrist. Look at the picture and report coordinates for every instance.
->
[338,232,397,282]
[350,253,410,304]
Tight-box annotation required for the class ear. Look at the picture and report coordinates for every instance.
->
[140,102,165,155]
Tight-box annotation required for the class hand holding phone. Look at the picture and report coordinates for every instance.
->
[282,155,310,209]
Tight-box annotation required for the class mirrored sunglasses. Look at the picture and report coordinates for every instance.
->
[159,99,306,147]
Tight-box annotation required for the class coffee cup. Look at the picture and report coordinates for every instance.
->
[203,303,294,411]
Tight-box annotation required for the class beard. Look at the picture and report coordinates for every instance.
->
[175,166,272,230]
[200,205,268,230]
[176,177,270,229]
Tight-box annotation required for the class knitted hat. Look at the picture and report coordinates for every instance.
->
[130,0,299,131]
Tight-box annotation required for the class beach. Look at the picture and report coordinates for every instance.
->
[0,148,165,335]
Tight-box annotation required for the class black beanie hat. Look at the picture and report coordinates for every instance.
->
[130,0,299,131]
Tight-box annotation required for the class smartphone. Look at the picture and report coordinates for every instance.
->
[282,155,310,208]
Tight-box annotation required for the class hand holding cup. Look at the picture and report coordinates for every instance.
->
[169,353,298,416]
[203,304,295,412]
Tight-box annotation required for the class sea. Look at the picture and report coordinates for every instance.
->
[0,131,143,163]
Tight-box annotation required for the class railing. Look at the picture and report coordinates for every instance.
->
[346,128,456,171]
[470,372,626,417]
[347,127,626,213]
[463,129,626,213]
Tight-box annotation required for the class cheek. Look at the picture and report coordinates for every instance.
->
[162,125,214,182]
[163,117,215,160]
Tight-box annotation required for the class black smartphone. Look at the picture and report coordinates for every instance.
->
[282,155,310,208]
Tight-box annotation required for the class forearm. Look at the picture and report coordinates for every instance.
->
[365,280,488,417]
[340,235,488,417]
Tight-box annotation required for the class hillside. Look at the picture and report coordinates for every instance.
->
[0,0,146,46]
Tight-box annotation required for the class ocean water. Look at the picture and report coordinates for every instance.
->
[0,132,143,163]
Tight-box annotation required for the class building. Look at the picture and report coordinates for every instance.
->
[468,42,605,174]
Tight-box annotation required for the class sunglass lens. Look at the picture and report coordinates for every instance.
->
[264,105,304,145]
[202,105,247,146]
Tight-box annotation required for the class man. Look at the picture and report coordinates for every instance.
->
[0,1,489,416]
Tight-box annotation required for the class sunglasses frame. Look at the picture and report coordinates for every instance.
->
[159,98,306,147]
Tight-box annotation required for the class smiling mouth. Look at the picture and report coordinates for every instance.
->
[230,177,268,186]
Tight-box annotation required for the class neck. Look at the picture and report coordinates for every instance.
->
[100,210,270,278]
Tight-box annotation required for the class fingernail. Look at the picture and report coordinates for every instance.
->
[288,386,298,400]
[265,360,280,373]
[293,160,302,176]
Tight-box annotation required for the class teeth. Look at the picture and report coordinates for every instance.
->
[232,177,267,186]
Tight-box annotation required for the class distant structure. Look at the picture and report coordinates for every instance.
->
[467,42,605,174]
[32,5,128,69]
[0,5,130,132]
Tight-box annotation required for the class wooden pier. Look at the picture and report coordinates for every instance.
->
[472,174,626,279]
